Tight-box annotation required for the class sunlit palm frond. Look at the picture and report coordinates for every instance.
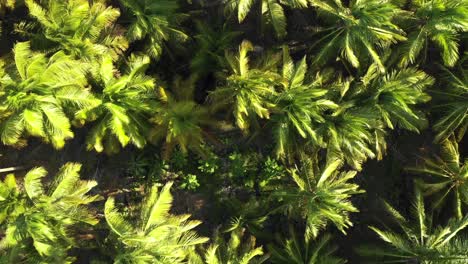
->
[105,182,208,263]
[0,42,95,149]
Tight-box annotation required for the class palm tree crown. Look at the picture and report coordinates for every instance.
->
[0,163,100,262]
[270,47,337,160]
[150,76,213,159]
[359,188,468,263]
[224,0,309,38]
[76,54,156,154]
[273,158,363,238]
[399,0,468,67]
[0,42,96,149]
[118,0,188,59]
[407,138,468,219]
[269,229,345,264]
[432,62,468,142]
[104,182,209,263]
[209,40,280,132]
[23,0,127,60]
[310,0,406,72]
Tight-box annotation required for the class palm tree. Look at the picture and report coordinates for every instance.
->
[269,229,345,264]
[359,65,434,133]
[358,188,468,263]
[318,65,433,170]
[191,22,240,76]
[118,0,188,59]
[309,0,406,72]
[224,0,308,38]
[22,0,127,60]
[0,42,97,149]
[407,138,468,219]
[149,76,213,159]
[432,62,467,142]
[270,47,337,160]
[190,228,267,264]
[209,40,280,132]
[104,182,209,263]
[0,163,100,262]
[317,105,386,171]
[75,54,156,154]
[314,71,386,170]
[398,0,468,67]
[272,158,363,238]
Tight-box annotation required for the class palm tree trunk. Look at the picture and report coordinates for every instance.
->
[0,166,26,173]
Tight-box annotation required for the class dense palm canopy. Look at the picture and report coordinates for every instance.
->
[104,182,208,263]
[0,42,95,148]
[22,0,127,60]
[0,0,467,262]
[0,163,99,263]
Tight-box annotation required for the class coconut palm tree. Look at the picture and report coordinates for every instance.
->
[149,76,213,159]
[209,40,280,132]
[318,64,433,170]
[118,0,188,59]
[22,0,127,60]
[269,229,345,264]
[309,0,406,72]
[407,138,468,219]
[270,47,337,160]
[0,42,97,149]
[398,0,468,67]
[224,0,308,38]
[191,22,240,76]
[432,61,468,142]
[314,70,386,170]
[75,54,156,154]
[317,104,386,171]
[358,188,468,263]
[272,158,363,238]
[104,182,209,263]
[358,64,434,133]
[0,163,100,263]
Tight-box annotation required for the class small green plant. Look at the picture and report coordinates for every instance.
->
[180,174,200,191]
[169,149,189,171]
[258,157,285,188]
[126,152,163,186]
[198,153,220,175]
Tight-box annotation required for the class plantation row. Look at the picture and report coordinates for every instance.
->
[0,0,467,263]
